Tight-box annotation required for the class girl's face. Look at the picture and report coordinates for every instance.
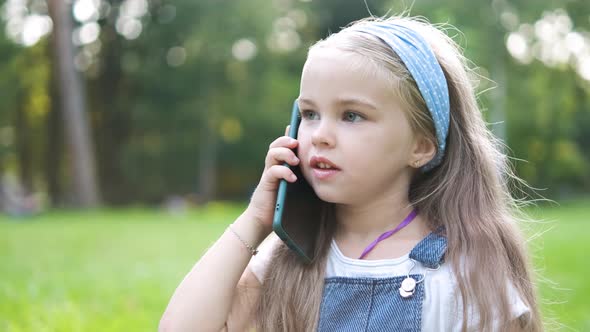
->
[297,47,419,206]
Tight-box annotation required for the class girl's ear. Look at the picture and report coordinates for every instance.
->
[408,134,436,169]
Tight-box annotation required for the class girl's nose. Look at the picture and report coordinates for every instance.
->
[311,121,336,148]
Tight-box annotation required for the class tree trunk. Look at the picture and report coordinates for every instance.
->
[48,0,100,207]
[197,120,218,203]
[15,93,33,194]
[90,22,130,205]
[45,56,63,207]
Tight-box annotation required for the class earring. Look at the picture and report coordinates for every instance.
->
[413,160,421,168]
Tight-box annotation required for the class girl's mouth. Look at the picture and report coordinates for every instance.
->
[309,156,341,180]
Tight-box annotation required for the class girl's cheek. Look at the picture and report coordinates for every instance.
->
[296,139,308,158]
[296,128,309,147]
[296,134,310,160]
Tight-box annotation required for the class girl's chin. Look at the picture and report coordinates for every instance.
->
[311,186,348,204]
[303,171,351,203]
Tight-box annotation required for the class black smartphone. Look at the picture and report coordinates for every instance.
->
[272,100,323,264]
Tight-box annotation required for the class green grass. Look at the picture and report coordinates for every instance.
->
[0,200,588,331]
[0,203,245,332]
[526,199,590,331]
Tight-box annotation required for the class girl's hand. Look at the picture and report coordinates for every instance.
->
[244,126,299,234]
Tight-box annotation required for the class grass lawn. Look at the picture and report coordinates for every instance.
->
[526,199,590,331]
[0,200,588,331]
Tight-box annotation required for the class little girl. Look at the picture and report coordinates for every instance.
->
[160,16,542,332]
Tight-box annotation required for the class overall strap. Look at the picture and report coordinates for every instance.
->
[409,227,447,269]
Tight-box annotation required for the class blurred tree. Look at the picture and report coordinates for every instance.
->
[385,0,590,197]
[48,0,100,207]
[81,0,298,203]
[9,41,51,201]
[44,61,63,207]
[1,0,588,205]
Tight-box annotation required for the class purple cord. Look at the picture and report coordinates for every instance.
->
[358,209,418,259]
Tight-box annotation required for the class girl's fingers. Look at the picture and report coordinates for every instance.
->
[269,135,298,149]
[264,164,297,184]
[265,147,299,169]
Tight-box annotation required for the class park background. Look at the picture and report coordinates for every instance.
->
[0,0,589,331]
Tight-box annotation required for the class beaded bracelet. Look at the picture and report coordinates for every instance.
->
[228,224,259,256]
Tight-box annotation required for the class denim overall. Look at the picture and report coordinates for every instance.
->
[317,230,447,332]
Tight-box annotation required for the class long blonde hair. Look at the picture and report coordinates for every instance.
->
[255,16,542,332]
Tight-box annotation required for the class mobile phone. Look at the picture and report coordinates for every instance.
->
[272,100,323,264]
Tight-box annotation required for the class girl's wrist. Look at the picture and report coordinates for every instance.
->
[233,210,272,249]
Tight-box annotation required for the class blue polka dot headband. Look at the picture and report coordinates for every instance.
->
[350,22,450,171]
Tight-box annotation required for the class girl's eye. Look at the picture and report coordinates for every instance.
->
[301,110,319,120]
[343,111,364,122]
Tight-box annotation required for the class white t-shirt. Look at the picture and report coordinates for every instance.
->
[248,233,530,331]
